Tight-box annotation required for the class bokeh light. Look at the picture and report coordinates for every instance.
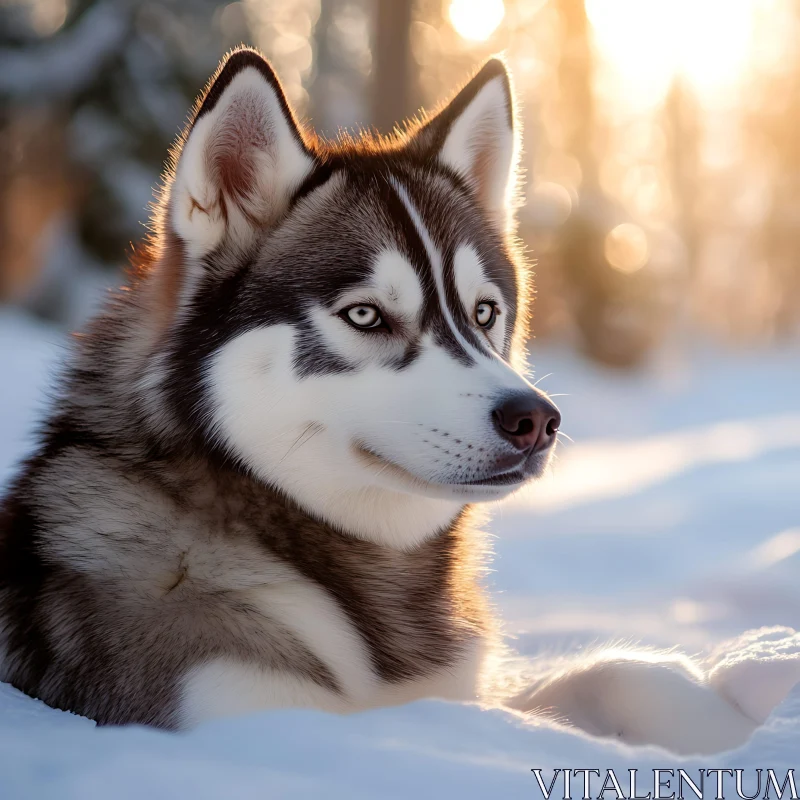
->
[604,224,649,274]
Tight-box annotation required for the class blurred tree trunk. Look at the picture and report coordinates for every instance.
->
[371,0,415,133]
[309,0,372,136]
[665,78,699,277]
[761,58,800,335]
[557,0,668,366]
[0,114,73,307]
[310,0,336,131]
[558,0,598,192]
[557,0,616,362]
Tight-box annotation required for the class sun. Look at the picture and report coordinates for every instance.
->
[449,0,506,42]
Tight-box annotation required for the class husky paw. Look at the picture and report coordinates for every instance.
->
[505,629,800,755]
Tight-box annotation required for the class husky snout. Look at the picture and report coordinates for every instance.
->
[491,391,561,454]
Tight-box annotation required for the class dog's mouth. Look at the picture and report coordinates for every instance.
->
[456,470,526,487]
[351,442,529,494]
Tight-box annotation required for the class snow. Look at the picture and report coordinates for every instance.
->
[1,309,799,798]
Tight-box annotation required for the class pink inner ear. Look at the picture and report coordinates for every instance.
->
[205,93,275,210]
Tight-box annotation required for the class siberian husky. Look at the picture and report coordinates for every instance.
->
[0,49,761,754]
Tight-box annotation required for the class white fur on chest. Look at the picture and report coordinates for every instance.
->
[178,572,485,728]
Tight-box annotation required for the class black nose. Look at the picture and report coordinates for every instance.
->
[492,392,561,453]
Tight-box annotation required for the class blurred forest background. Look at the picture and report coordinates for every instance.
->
[1,0,799,366]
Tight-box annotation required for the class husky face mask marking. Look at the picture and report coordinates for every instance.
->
[154,50,560,547]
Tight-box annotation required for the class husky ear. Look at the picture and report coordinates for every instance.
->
[169,49,313,258]
[412,59,519,232]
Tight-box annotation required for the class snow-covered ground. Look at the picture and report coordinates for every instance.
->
[1,308,799,798]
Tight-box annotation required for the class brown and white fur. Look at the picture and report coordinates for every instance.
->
[0,49,761,754]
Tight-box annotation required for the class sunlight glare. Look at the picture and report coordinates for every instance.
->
[505,413,800,515]
[585,0,758,108]
[749,528,800,570]
[449,0,505,42]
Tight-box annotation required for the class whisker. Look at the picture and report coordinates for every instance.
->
[556,431,575,443]
[533,373,553,388]
[294,428,324,458]
[278,423,322,464]
[373,461,396,479]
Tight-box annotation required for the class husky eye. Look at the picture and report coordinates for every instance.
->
[342,304,384,330]
[475,301,497,329]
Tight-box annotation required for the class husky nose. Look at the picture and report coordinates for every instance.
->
[492,392,561,453]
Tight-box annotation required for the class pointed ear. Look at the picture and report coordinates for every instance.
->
[411,59,519,232]
[168,49,314,259]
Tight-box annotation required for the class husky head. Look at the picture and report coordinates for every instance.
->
[145,49,560,547]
